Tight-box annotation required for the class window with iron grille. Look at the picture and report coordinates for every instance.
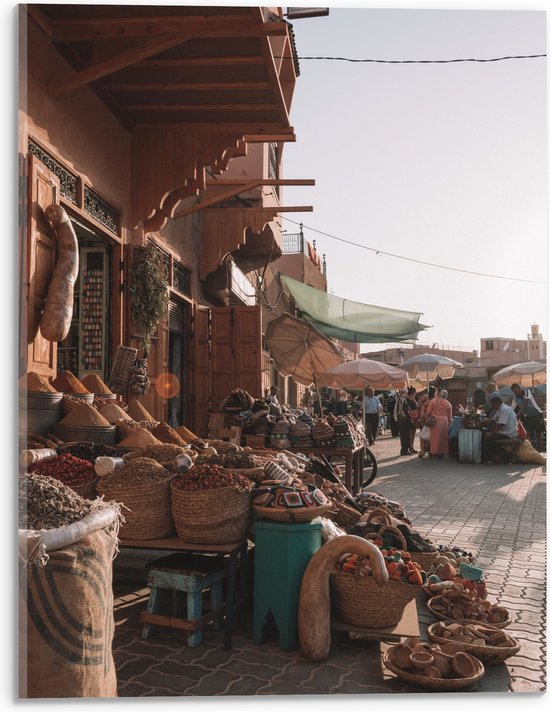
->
[83,187,120,236]
[173,261,191,297]
[28,139,79,205]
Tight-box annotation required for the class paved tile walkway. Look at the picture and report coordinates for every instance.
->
[112,433,546,696]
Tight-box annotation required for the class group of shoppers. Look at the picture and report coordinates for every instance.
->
[392,386,453,458]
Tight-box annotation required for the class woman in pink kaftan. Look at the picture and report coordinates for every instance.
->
[425,389,453,458]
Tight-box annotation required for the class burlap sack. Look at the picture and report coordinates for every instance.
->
[19,507,120,698]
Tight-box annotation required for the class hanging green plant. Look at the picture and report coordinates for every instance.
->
[129,242,169,356]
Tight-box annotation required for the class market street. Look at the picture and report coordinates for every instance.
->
[112,432,546,696]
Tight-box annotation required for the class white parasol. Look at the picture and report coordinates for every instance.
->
[399,353,462,386]
[492,361,547,388]
[317,359,409,436]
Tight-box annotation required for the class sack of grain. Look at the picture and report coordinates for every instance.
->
[18,473,121,698]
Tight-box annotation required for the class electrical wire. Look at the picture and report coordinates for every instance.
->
[290,54,546,64]
[280,217,546,285]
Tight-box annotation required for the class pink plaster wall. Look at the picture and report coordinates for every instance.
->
[20,16,131,220]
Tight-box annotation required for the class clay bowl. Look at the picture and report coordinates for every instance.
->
[410,651,434,671]
[430,648,453,677]
[452,651,477,678]
[439,641,467,655]
[390,643,413,669]
[424,665,442,679]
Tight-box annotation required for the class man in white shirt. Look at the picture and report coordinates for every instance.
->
[363,386,382,445]
[482,396,518,462]
[510,383,545,452]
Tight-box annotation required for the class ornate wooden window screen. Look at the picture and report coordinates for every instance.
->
[28,139,78,205]
[83,188,120,236]
[28,139,121,236]
[147,238,191,298]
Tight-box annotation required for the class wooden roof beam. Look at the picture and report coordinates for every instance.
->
[120,103,278,112]
[50,32,193,96]
[243,134,296,143]
[140,56,265,67]
[50,19,289,42]
[103,81,272,92]
[206,179,315,187]
[26,5,54,38]
[132,123,296,134]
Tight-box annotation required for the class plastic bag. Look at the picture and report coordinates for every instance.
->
[419,425,431,440]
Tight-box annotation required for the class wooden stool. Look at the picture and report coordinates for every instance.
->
[140,553,227,647]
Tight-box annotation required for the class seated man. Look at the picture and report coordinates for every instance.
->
[481,395,518,463]
[510,382,545,452]
[482,383,500,418]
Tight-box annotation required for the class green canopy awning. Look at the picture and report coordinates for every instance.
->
[281,275,429,343]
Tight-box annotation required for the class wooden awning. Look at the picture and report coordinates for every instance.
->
[28,4,299,227]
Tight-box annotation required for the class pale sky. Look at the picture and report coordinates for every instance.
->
[282,4,548,353]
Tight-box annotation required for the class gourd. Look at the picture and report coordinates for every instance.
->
[39,204,79,342]
[298,535,388,661]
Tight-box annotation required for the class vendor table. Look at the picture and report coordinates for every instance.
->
[287,445,365,494]
[118,537,250,650]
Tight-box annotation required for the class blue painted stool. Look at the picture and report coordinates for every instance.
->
[140,553,227,647]
[253,519,322,651]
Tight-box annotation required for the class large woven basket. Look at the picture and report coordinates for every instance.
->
[97,474,176,539]
[382,649,484,690]
[253,504,330,523]
[427,622,520,666]
[330,569,421,629]
[171,484,252,544]
[70,477,99,500]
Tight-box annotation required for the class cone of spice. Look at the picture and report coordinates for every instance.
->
[19,372,59,393]
[127,399,154,422]
[117,428,162,447]
[59,403,111,427]
[51,370,90,394]
[151,422,188,446]
[80,373,113,395]
[99,402,133,424]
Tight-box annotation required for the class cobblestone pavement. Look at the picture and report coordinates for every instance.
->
[112,433,546,697]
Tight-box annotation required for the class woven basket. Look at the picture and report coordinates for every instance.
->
[327,499,362,529]
[363,506,395,526]
[382,650,484,690]
[426,622,521,666]
[171,484,252,544]
[426,596,511,629]
[376,525,437,569]
[330,569,421,629]
[253,504,330,523]
[97,474,176,539]
[70,477,99,500]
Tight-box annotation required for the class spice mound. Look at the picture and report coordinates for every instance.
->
[29,453,97,488]
[127,399,154,422]
[98,402,133,423]
[51,370,90,394]
[98,457,171,488]
[124,443,188,462]
[19,472,93,530]
[151,422,187,445]
[195,452,256,469]
[20,371,58,393]
[59,403,112,427]
[117,427,162,447]
[172,463,253,492]
[80,373,113,394]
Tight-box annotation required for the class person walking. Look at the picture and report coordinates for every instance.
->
[417,385,437,458]
[394,388,413,456]
[405,387,419,453]
[363,386,382,446]
[510,383,545,451]
[425,388,453,459]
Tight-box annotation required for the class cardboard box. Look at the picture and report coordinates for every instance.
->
[208,412,227,437]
